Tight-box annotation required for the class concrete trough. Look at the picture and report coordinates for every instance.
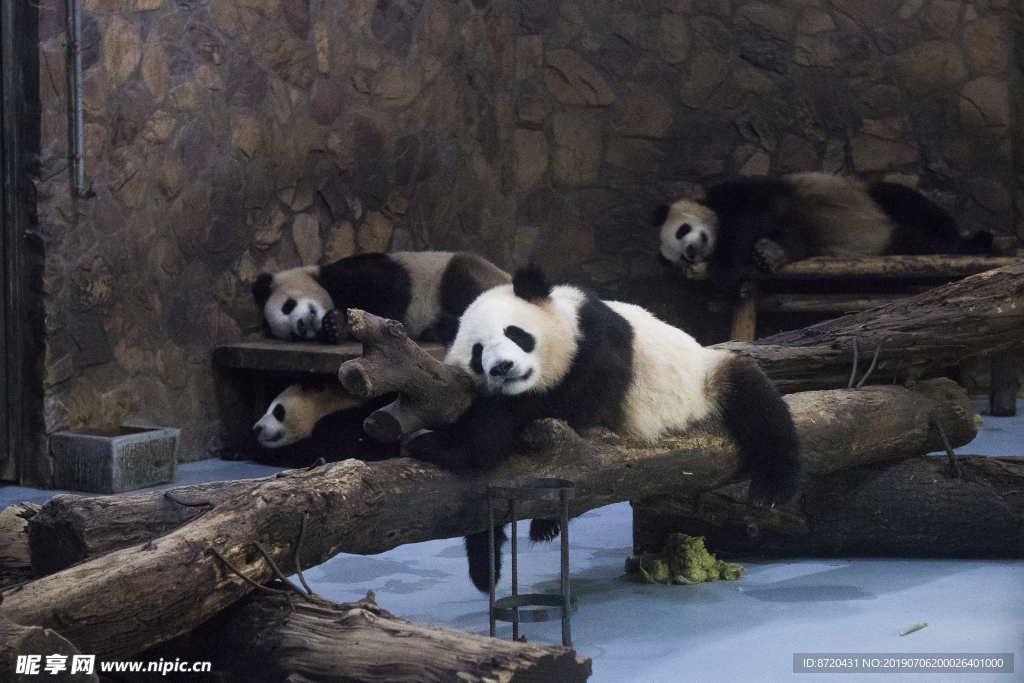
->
[49,426,179,494]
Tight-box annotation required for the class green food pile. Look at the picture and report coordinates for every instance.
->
[625,533,743,585]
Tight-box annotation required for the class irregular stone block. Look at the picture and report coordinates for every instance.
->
[960,77,1009,133]
[894,41,967,97]
[104,18,142,89]
[545,49,615,106]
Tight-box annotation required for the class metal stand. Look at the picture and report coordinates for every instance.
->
[487,477,577,646]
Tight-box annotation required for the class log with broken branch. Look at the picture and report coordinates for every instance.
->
[338,309,476,441]
[715,260,1024,394]
[0,373,974,659]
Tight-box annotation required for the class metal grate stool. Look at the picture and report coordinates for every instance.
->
[487,477,577,646]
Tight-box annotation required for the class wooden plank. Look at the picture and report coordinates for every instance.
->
[212,340,447,374]
[758,293,909,313]
[686,255,1021,281]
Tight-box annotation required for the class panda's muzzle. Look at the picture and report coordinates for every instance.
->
[489,360,514,377]
[487,362,533,390]
[252,423,283,446]
[295,304,320,338]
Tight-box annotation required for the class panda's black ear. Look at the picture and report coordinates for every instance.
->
[512,266,551,301]
[252,274,274,308]
[651,204,670,227]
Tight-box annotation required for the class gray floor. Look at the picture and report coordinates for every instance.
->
[3,399,1021,682]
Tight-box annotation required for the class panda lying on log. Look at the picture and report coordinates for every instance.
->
[655,172,995,294]
[404,267,801,592]
[252,251,510,344]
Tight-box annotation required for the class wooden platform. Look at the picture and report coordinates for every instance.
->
[685,255,1022,342]
[213,339,447,374]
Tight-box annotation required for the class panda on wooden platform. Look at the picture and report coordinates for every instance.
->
[406,267,801,592]
[251,383,399,467]
[655,172,995,294]
[252,251,511,344]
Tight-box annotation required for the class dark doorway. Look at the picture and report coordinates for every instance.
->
[1,0,43,485]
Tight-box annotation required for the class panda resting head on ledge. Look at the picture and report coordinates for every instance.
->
[655,172,995,294]
[252,251,511,344]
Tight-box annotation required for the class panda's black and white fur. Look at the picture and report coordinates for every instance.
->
[252,251,511,343]
[252,383,399,467]
[656,173,994,293]
[406,267,800,591]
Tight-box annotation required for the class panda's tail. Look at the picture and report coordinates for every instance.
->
[714,354,801,506]
[464,526,508,593]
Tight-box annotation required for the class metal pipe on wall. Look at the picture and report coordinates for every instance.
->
[66,0,90,200]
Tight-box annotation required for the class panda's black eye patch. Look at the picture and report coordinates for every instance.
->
[470,343,484,374]
[504,326,535,353]
[675,223,693,240]
[272,404,286,421]
[701,232,708,244]
[282,298,298,315]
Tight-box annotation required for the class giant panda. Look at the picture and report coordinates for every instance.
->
[251,383,399,467]
[655,172,994,294]
[252,251,511,344]
[405,266,801,592]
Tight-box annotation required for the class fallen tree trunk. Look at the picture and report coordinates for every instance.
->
[1,379,973,658]
[145,590,591,683]
[634,455,1024,558]
[716,260,1024,393]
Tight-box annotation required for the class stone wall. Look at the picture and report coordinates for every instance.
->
[32,0,1021,474]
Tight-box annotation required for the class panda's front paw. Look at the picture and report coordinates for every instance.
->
[751,238,790,273]
[529,518,561,542]
[319,309,348,344]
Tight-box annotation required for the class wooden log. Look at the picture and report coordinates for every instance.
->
[1,380,973,658]
[717,260,1024,393]
[26,481,254,576]
[633,455,1024,558]
[147,591,591,683]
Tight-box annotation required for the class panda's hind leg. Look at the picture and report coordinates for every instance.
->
[715,355,801,505]
[465,526,508,592]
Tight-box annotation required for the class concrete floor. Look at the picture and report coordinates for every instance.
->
[2,398,1021,682]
